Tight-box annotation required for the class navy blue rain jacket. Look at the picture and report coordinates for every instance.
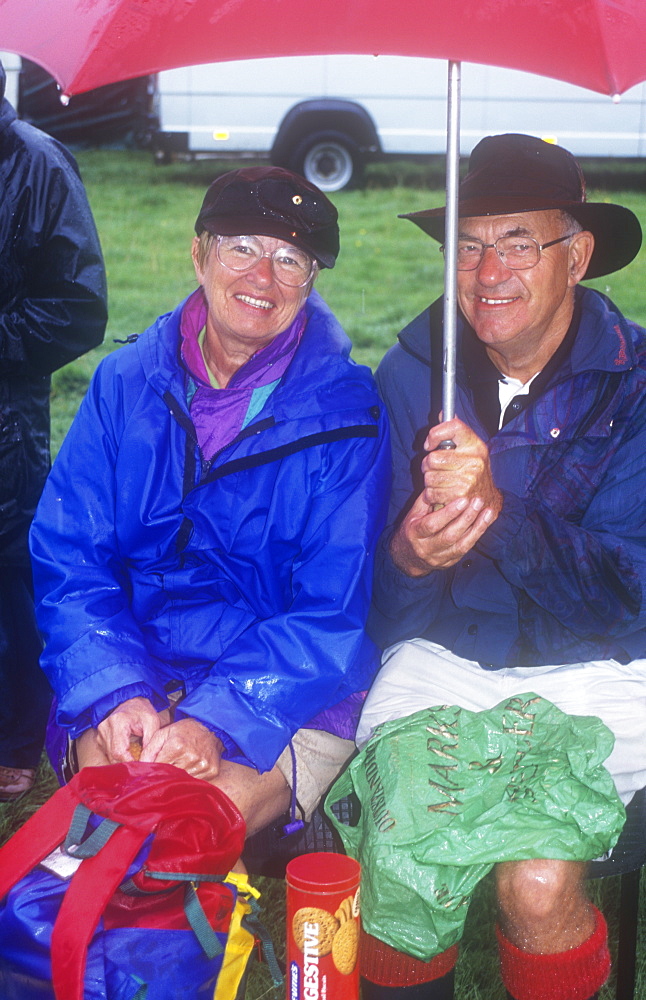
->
[0,63,107,566]
[30,291,390,772]
[369,286,646,667]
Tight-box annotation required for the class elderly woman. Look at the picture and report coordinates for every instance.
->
[30,166,389,843]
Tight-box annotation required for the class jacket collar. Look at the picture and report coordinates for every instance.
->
[398,285,639,385]
[138,288,363,418]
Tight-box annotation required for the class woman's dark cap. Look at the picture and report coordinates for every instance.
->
[400,133,641,278]
[195,166,340,268]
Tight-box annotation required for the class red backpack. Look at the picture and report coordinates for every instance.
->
[0,761,246,1000]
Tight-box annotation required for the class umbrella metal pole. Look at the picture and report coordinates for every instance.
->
[437,59,461,449]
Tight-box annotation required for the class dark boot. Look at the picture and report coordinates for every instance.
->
[362,969,454,999]
[506,995,598,1000]
[360,931,458,1000]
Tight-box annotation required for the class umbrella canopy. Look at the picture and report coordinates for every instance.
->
[1,0,646,99]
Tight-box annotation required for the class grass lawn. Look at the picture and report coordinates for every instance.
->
[3,149,646,998]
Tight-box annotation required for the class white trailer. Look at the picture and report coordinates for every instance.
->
[153,54,646,190]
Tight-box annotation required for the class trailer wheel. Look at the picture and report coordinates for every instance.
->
[289,130,363,191]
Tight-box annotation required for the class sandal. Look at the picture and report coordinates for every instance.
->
[0,765,36,802]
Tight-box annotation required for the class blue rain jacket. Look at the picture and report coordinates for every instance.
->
[30,291,390,772]
[369,286,646,667]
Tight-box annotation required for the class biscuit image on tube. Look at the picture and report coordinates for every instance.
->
[332,918,359,975]
[292,906,339,956]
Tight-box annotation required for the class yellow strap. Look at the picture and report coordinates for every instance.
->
[213,881,258,1000]
[224,871,261,900]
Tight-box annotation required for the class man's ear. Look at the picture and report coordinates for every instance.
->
[568,230,595,286]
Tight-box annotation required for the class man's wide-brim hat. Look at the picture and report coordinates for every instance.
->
[195,165,339,269]
[400,133,642,279]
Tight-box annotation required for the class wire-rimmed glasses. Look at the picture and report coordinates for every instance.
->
[216,234,316,286]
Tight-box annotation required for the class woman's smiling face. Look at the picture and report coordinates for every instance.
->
[192,234,312,356]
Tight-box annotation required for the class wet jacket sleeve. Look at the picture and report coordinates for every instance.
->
[30,365,171,736]
[0,129,107,376]
[475,399,646,662]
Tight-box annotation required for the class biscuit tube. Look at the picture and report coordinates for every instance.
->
[286,852,361,999]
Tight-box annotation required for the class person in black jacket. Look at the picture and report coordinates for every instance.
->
[0,59,107,800]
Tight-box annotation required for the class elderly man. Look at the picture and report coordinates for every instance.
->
[358,134,646,1000]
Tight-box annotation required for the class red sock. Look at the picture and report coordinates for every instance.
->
[497,906,610,1000]
[360,931,459,987]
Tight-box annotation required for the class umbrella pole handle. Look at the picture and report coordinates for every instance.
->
[433,59,460,512]
[437,59,461,452]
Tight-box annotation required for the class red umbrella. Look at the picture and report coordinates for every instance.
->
[2,0,645,420]
[1,0,646,98]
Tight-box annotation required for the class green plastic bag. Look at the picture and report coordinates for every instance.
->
[325,694,625,961]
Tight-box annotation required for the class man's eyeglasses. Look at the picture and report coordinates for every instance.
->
[216,234,316,287]
[440,233,575,271]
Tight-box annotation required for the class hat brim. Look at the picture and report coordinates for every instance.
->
[399,198,642,279]
[198,213,336,269]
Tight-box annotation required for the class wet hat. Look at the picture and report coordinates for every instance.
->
[400,133,642,279]
[195,165,339,268]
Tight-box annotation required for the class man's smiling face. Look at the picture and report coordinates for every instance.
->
[456,209,589,373]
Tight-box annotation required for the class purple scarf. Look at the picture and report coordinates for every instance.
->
[180,288,305,460]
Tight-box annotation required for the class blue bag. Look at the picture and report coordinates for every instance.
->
[0,761,246,1000]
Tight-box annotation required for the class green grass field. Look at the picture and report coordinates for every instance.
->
[2,149,646,998]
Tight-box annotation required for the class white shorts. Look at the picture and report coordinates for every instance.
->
[357,639,646,806]
[275,728,356,822]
